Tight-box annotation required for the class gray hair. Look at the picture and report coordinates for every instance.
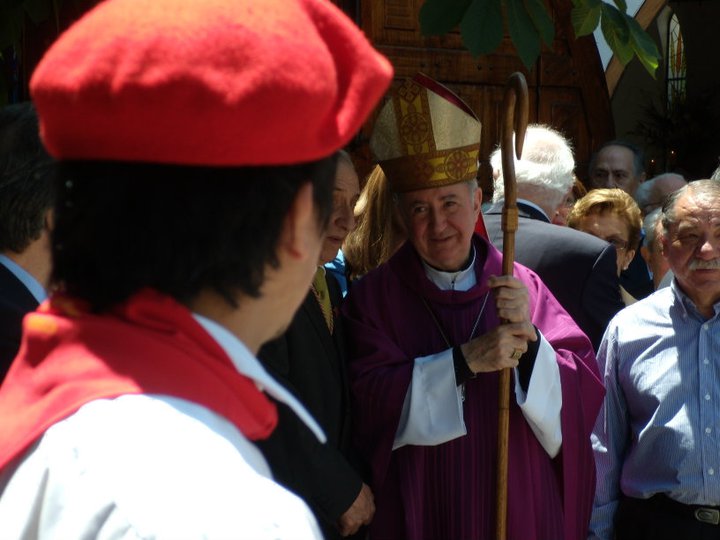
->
[635,173,686,213]
[634,180,654,210]
[661,179,720,234]
[642,208,662,250]
[490,124,574,211]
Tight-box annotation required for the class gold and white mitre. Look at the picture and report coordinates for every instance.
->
[370,73,482,193]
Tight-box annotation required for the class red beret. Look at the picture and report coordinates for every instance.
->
[30,0,392,166]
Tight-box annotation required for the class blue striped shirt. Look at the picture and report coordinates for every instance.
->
[589,280,720,540]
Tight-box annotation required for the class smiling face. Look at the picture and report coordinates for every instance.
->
[319,159,360,264]
[662,192,720,312]
[398,181,481,271]
[577,210,636,276]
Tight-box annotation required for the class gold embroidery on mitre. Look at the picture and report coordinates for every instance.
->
[371,75,482,193]
[380,145,479,193]
[393,80,435,156]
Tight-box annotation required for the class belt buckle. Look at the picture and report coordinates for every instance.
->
[694,508,720,525]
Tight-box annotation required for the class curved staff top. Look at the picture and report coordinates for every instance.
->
[496,72,529,540]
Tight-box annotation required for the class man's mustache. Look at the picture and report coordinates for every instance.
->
[689,258,720,270]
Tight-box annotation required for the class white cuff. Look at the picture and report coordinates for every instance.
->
[393,349,466,450]
[514,334,562,457]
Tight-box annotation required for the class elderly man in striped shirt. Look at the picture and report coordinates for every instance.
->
[590,179,720,540]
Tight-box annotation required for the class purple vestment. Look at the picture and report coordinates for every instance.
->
[342,235,604,540]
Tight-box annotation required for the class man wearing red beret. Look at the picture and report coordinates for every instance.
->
[0,0,392,537]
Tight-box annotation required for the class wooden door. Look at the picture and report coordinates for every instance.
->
[333,0,614,195]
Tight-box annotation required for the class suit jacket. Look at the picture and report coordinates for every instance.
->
[484,202,624,350]
[0,263,39,381]
[620,241,654,300]
[256,273,363,540]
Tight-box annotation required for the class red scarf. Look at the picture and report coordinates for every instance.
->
[0,289,277,471]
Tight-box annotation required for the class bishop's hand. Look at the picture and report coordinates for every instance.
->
[460,275,536,374]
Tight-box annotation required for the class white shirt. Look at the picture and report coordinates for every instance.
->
[0,315,323,539]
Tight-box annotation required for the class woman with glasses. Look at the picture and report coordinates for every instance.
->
[567,189,643,306]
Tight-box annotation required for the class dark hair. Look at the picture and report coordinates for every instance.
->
[0,102,55,252]
[52,157,337,312]
[588,140,645,179]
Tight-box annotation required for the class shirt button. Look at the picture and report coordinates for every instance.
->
[710,468,715,476]
[707,427,713,434]
[704,324,710,331]
[706,394,712,401]
[705,358,711,365]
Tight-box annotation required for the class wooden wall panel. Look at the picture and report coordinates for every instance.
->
[336,0,613,194]
[537,87,594,178]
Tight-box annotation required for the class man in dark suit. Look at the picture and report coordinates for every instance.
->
[0,103,54,379]
[484,124,624,350]
[257,151,374,539]
[588,140,654,300]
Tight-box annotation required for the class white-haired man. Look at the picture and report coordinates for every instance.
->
[484,124,624,350]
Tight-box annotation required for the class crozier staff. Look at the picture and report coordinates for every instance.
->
[342,74,603,540]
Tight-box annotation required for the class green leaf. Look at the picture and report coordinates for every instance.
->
[420,0,472,36]
[571,0,601,37]
[525,0,554,47]
[627,15,660,76]
[506,0,541,69]
[612,0,627,14]
[459,0,503,56]
[600,3,632,65]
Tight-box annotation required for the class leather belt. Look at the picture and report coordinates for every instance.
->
[647,494,720,526]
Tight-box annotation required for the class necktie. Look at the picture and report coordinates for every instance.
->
[312,267,334,334]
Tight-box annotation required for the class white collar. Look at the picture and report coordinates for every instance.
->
[422,247,477,291]
[192,313,326,443]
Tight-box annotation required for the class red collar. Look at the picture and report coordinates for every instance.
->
[0,289,277,471]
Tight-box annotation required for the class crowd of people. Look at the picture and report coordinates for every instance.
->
[0,1,719,539]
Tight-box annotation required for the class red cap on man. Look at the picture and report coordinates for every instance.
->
[31,0,393,166]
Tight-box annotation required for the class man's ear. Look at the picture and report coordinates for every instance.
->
[640,245,651,265]
[44,208,55,232]
[473,186,482,216]
[279,182,320,261]
[659,230,670,257]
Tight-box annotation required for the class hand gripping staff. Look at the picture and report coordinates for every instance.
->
[495,72,529,540]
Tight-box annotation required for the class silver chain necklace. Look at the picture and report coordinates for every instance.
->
[420,290,491,349]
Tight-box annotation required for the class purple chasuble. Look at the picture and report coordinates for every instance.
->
[342,234,604,540]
